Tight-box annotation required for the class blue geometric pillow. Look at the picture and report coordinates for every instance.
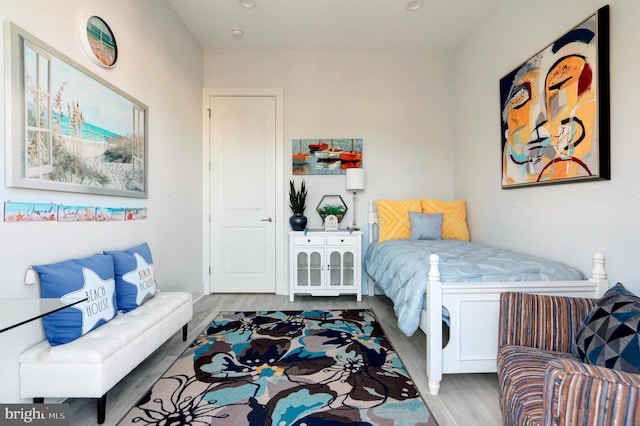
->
[575,283,640,373]
[34,254,117,346]
[104,243,157,313]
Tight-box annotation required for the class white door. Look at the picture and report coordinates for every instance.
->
[208,96,276,293]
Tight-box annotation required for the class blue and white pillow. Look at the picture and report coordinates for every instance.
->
[34,254,117,346]
[104,243,157,313]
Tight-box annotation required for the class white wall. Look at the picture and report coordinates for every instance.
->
[455,0,640,292]
[204,49,456,290]
[0,0,203,402]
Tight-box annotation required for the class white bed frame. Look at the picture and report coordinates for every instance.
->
[366,201,608,395]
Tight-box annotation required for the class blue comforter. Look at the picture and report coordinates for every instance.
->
[363,239,586,336]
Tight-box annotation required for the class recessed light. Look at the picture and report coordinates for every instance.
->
[231,28,244,39]
[406,0,424,12]
[239,0,257,9]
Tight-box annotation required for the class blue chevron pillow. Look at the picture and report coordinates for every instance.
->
[575,283,640,373]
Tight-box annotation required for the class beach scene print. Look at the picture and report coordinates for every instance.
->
[125,207,148,221]
[292,139,362,175]
[21,38,145,196]
[4,202,58,222]
[96,207,126,222]
[58,205,97,222]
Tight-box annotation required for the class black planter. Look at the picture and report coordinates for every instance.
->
[289,214,307,231]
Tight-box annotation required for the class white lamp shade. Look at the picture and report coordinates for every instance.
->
[345,168,365,190]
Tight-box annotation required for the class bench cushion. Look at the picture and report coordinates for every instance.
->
[19,291,192,398]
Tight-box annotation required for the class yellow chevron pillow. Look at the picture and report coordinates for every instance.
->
[421,199,470,241]
[376,199,422,242]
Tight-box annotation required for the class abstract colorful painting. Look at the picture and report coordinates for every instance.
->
[292,139,362,175]
[500,6,610,188]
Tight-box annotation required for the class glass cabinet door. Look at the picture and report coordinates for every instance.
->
[327,249,355,288]
[342,251,354,286]
[296,252,309,287]
[329,250,342,287]
[309,251,322,287]
[296,250,323,288]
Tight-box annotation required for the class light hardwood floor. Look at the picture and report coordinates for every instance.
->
[66,294,502,425]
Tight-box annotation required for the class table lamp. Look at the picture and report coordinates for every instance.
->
[345,168,365,230]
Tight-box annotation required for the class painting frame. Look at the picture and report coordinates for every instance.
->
[499,5,610,189]
[292,138,363,175]
[4,22,148,198]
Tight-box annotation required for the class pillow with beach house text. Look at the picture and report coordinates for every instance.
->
[34,254,117,346]
[104,243,157,313]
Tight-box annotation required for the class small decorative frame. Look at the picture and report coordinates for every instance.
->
[324,215,339,230]
[79,16,118,68]
[499,5,610,188]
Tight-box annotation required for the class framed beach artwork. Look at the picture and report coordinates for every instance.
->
[292,139,363,175]
[499,6,610,188]
[5,22,147,198]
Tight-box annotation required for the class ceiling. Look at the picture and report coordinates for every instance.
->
[167,0,500,51]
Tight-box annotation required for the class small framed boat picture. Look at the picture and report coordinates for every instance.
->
[292,139,363,175]
[79,16,118,68]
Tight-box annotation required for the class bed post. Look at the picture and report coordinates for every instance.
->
[367,200,377,297]
[426,253,442,395]
[589,252,608,296]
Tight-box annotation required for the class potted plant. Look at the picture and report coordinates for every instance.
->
[289,179,308,231]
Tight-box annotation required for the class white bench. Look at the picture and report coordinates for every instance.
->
[19,291,193,424]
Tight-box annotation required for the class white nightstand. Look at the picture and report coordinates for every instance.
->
[288,230,362,302]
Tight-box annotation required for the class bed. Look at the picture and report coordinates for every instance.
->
[364,199,609,395]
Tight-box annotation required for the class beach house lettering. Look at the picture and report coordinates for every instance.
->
[138,266,155,291]
[85,282,112,316]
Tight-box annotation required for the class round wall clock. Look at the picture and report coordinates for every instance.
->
[79,16,118,68]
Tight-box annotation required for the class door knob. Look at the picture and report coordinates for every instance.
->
[261,217,273,222]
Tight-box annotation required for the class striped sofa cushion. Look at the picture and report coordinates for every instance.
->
[544,358,640,425]
[497,346,578,426]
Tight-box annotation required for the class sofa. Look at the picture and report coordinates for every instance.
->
[497,289,640,426]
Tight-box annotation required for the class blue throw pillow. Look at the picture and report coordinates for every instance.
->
[34,254,117,346]
[409,212,443,240]
[575,283,640,373]
[104,243,157,313]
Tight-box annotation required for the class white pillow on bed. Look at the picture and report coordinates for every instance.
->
[409,212,443,240]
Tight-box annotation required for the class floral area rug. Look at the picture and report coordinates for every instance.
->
[118,309,438,425]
